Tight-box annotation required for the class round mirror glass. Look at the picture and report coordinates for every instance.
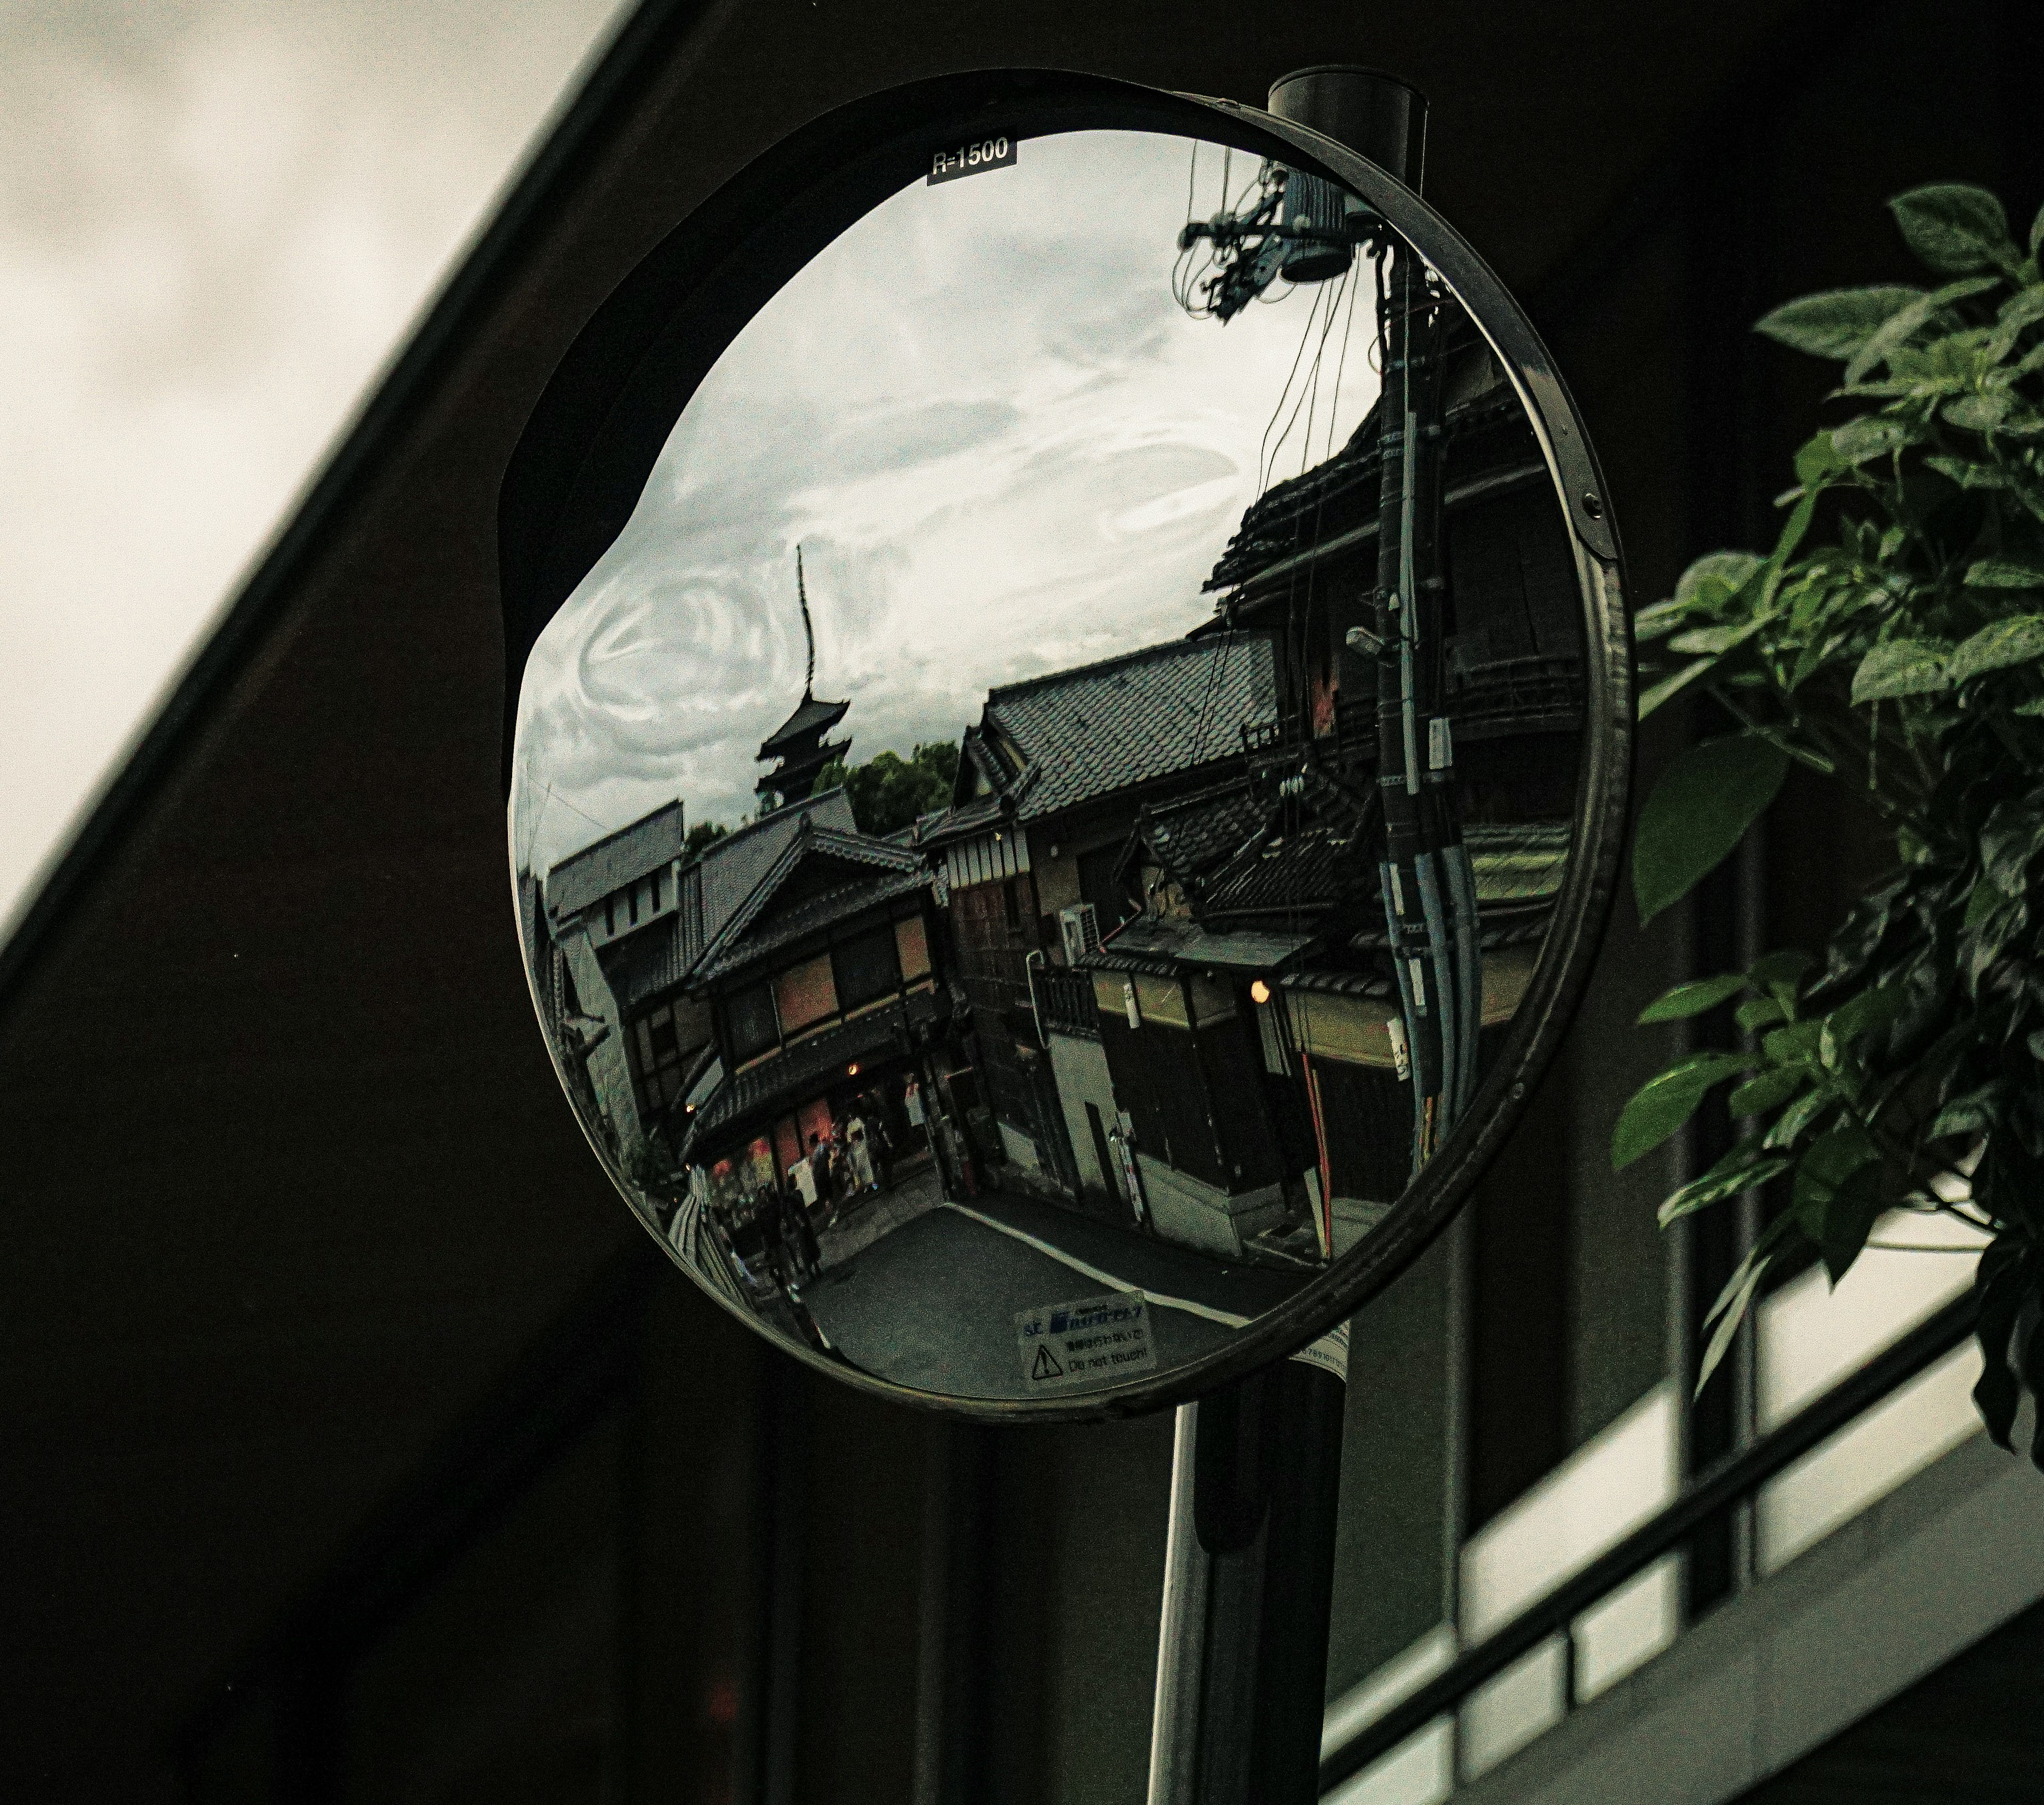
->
[509,115,1614,1408]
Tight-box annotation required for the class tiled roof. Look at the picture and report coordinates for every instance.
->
[911,790,1007,848]
[683,1000,922,1150]
[1199,821,1364,924]
[1140,778,1270,888]
[694,821,920,978]
[588,797,924,1022]
[1085,914,1316,974]
[603,905,696,1016]
[545,798,686,922]
[759,691,850,756]
[1466,819,1572,903]
[981,636,1276,822]
[694,866,929,984]
[695,790,858,950]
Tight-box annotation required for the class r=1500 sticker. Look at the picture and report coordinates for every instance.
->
[928,136,1016,184]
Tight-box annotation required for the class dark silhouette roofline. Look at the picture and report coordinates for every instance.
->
[983,634,1220,705]
[758,691,850,756]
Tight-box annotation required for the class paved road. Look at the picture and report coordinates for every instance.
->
[802,1181,1308,1402]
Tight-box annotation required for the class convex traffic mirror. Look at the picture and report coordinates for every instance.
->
[501,71,1630,1418]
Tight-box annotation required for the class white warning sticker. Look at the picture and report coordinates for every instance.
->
[1288,1318,1350,1383]
[1015,1292,1158,1389]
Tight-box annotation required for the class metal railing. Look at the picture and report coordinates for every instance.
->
[1036,962,1101,1041]
[1318,1290,1981,1795]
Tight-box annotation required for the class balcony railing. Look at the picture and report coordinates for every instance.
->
[1317,1289,1981,1796]
[1035,962,1100,1041]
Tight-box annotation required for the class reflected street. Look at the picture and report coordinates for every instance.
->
[794,1165,1298,1399]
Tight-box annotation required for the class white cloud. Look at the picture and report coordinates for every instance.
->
[0,0,631,937]
[514,128,1384,874]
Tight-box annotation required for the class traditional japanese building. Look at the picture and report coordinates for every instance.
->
[756,549,852,809]
[1037,314,1586,1265]
[670,800,950,1215]
[913,635,1276,1213]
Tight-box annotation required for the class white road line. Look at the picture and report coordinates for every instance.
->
[942,1202,1252,1329]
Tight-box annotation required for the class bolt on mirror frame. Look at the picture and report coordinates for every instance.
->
[498,66,1633,1424]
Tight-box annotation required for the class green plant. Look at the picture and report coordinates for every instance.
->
[816,740,961,837]
[1614,184,2044,1463]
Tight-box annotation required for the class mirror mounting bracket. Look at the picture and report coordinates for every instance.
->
[1267,65,1428,193]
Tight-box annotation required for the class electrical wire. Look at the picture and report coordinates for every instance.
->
[1256,279,1330,495]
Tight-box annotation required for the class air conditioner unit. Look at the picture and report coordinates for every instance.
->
[1058,903,1101,967]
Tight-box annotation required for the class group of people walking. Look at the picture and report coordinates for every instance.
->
[789,1106,892,1216]
[738,1102,902,1295]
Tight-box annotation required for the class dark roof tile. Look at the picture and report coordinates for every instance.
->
[545,798,686,921]
[982,636,1275,821]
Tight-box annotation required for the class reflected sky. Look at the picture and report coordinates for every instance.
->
[514,128,1382,871]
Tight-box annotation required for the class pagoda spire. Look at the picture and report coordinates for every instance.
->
[797,544,817,697]
[756,546,851,809]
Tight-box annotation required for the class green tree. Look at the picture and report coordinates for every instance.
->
[1617,184,2044,1461]
[685,819,731,860]
[817,740,961,836]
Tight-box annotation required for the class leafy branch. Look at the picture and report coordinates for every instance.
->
[1616,184,2044,1464]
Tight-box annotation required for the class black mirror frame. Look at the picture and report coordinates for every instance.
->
[499,67,1632,1422]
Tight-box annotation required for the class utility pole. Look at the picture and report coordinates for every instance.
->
[1146,65,1432,1805]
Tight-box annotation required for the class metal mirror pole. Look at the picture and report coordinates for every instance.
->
[1145,68,1429,1805]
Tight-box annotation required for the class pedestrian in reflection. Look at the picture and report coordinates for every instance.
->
[790,1147,819,1218]
[807,1132,834,1225]
[755,1184,790,1292]
[782,1177,821,1281]
[869,1107,894,1190]
[846,1110,875,1193]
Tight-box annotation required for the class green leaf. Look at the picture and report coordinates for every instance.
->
[1766,1084,1836,1149]
[1638,974,1748,1023]
[1729,1066,1806,1118]
[1794,430,1844,485]
[1658,1148,1794,1226]
[1633,598,1693,641]
[2032,202,2044,258]
[1750,949,1816,988]
[1925,454,2013,489]
[1944,392,2012,433]
[1611,1051,1758,1168]
[1966,557,2044,588]
[1890,184,2018,275]
[1637,658,1714,721]
[1851,637,1952,702]
[1735,995,1787,1032]
[1819,1160,1889,1284]
[1980,798,2044,895]
[1762,1018,1824,1064]
[1696,1215,1800,1396]
[1932,1084,2004,1143]
[1947,614,2044,685]
[1668,618,1768,655]
[1998,283,2044,332]
[1755,286,1924,359]
[1791,1123,1882,1243]
[1674,550,1765,612]
[1843,276,2000,383]
[1633,735,1792,924]
[1828,413,1916,467]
